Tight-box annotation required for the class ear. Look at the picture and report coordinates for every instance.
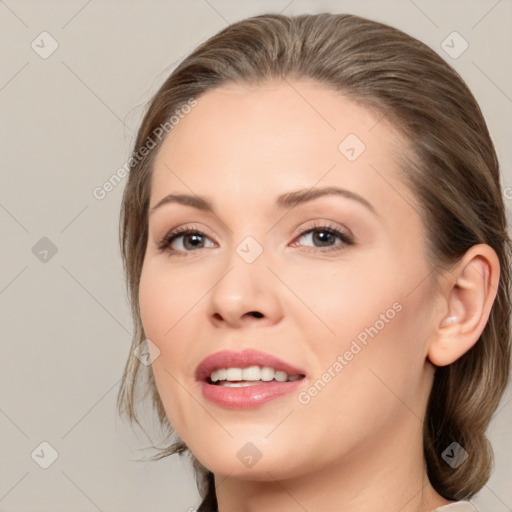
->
[427,244,500,367]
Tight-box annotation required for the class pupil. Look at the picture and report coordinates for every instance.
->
[313,231,333,246]
[184,234,204,250]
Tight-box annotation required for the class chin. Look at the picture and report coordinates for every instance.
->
[201,457,292,481]
[192,440,312,482]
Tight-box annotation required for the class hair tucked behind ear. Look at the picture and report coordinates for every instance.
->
[117,12,511,510]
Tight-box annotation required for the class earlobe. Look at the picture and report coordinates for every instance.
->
[427,244,500,367]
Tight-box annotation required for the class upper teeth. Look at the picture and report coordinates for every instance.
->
[210,366,301,383]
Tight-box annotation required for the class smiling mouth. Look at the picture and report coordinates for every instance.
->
[207,365,306,387]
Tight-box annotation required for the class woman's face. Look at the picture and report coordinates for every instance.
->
[139,80,441,480]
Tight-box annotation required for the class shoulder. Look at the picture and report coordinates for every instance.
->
[431,501,480,512]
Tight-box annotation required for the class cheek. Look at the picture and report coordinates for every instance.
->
[138,259,213,415]
[139,259,199,340]
[292,254,429,402]
[288,258,399,352]
[138,262,192,391]
[292,306,427,449]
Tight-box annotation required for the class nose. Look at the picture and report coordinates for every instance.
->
[207,253,284,329]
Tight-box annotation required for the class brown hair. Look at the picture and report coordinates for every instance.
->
[117,13,512,511]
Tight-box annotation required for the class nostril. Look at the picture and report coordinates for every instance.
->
[249,311,263,318]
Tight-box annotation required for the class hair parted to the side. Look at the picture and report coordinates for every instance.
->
[117,13,512,511]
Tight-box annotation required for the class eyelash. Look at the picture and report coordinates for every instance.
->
[156,222,354,257]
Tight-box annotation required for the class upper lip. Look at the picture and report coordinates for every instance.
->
[195,349,306,382]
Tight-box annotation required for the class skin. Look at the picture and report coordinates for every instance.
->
[138,80,500,512]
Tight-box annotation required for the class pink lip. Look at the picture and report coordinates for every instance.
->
[199,379,305,409]
[195,349,307,409]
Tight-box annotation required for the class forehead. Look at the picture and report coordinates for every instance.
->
[151,79,417,214]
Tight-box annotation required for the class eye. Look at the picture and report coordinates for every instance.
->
[157,226,216,255]
[156,222,354,257]
[291,222,354,252]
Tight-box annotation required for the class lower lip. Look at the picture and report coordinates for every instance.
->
[200,379,305,409]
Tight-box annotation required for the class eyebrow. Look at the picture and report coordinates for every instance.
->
[149,186,377,216]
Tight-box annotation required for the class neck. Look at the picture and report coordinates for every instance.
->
[213,414,452,512]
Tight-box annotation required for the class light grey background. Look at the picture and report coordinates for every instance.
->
[1,1,511,511]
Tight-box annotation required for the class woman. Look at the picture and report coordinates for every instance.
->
[117,13,511,512]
